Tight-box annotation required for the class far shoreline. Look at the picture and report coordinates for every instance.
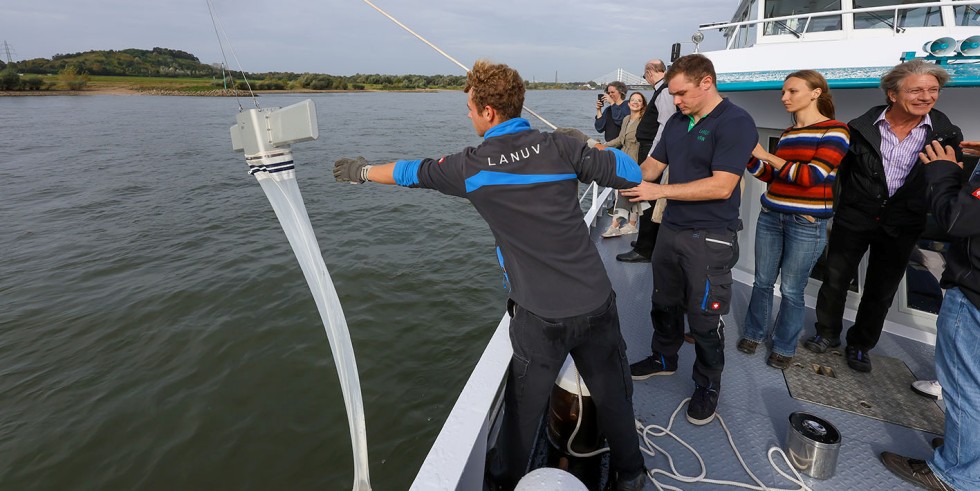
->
[0,87,460,97]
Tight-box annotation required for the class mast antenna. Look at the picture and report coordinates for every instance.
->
[3,41,14,64]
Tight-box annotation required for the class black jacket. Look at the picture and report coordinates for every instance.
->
[925,160,980,310]
[412,118,642,318]
[635,80,669,146]
[834,105,963,236]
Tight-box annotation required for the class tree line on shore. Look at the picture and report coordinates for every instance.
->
[0,47,587,92]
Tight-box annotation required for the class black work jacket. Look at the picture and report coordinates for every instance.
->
[925,160,980,309]
[834,105,963,236]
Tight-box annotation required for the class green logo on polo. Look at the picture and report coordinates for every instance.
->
[697,129,710,142]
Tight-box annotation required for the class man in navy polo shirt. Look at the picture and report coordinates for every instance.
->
[621,54,757,425]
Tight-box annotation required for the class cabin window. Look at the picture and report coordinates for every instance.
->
[762,0,842,36]
[953,1,980,26]
[853,0,943,30]
[729,0,759,49]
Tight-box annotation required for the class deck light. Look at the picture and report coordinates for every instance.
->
[957,35,980,56]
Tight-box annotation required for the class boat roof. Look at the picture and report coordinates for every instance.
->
[695,0,980,78]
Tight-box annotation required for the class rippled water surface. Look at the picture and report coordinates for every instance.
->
[0,90,597,490]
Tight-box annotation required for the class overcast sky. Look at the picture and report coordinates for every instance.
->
[3,0,738,82]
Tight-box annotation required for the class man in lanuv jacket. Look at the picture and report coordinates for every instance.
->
[804,60,964,372]
[333,60,646,491]
[881,139,980,491]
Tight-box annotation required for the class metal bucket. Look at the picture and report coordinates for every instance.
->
[786,412,841,479]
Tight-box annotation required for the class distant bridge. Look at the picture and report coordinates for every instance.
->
[591,68,650,89]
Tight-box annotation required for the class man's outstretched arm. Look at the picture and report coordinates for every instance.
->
[621,170,740,202]
[334,157,397,185]
[639,155,667,182]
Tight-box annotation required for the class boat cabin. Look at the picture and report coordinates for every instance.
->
[713,0,979,50]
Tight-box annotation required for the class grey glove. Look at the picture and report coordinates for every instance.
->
[333,156,371,183]
[554,127,590,143]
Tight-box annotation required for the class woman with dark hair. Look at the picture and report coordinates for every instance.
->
[736,70,850,369]
[594,81,629,141]
[602,91,648,237]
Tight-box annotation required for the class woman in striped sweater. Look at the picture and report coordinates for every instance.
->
[736,70,850,370]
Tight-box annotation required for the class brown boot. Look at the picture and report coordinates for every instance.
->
[880,452,953,490]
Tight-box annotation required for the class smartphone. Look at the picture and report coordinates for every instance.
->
[597,93,604,103]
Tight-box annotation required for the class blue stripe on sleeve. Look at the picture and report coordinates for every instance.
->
[607,147,642,184]
[464,171,576,193]
[393,159,422,187]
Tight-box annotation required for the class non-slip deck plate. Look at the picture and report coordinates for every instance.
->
[783,347,944,434]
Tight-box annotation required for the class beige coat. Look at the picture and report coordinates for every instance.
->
[603,113,642,163]
[652,170,668,223]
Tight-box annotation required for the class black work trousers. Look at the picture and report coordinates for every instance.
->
[814,220,919,350]
[632,205,660,258]
[488,292,644,489]
[649,226,737,389]
[629,161,663,258]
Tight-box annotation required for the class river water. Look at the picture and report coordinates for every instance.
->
[0,90,601,490]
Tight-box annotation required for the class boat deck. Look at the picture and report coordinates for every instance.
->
[594,217,941,490]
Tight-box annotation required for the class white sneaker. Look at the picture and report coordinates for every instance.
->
[620,224,639,235]
[602,226,623,238]
[911,379,942,400]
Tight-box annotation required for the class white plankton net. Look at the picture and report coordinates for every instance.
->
[232,101,372,491]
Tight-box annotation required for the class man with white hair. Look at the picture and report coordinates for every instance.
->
[618,58,676,264]
[804,60,964,373]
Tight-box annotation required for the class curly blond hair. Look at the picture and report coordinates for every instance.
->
[464,59,525,120]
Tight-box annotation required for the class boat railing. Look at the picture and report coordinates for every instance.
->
[579,181,616,228]
[700,1,979,50]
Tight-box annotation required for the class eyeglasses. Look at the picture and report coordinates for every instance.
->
[903,87,941,97]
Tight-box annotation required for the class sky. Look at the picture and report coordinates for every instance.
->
[2,0,739,82]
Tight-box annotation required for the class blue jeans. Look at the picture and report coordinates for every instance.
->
[742,209,827,357]
[930,287,980,489]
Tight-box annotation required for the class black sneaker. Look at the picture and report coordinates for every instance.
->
[616,250,651,263]
[736,338,759,355]
[686,384,719,425]
[803,334,841,354]
[880,452,953,490]
[766,352,793,370]
[846,345,872,372]
[630,354,677,380]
